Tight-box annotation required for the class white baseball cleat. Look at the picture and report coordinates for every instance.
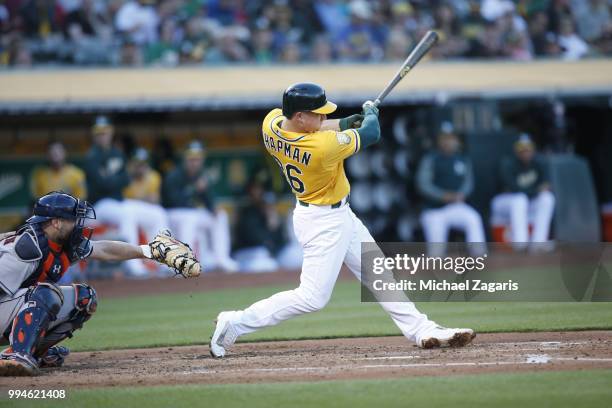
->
[209,311,239,358]
[417,326,475,349]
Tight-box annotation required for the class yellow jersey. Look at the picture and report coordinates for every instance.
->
[30,164,87,199]
[123,169,162,203]
[261,108,360,205]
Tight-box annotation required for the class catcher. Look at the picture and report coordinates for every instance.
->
[0,191,200,376]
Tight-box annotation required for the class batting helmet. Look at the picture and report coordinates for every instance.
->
[282,83,337,118]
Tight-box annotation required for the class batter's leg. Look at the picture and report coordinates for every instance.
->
[210,206,352,357]
[232,208,351,334]
[343,208,436,343]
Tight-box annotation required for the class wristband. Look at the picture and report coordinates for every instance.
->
[339,117,350,131]
[140,244,152,259]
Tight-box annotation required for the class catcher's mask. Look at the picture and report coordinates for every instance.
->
[28,191,96,261]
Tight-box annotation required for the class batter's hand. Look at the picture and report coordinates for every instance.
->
[362,100,379,117]
[148,229,201,278]
[339,114,364,131]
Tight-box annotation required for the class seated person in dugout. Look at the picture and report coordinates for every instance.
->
[122,148,171,276]
[491,134,555,250]
[162,141,239,273]
[31,141,87,201]
[416,122,486,256]
[233,173,303,272]
[84,116,158,277]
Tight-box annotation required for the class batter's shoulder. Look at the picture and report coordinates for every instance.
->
[321,129,353,147]
[263,108,284,126]
[317,129,340,140]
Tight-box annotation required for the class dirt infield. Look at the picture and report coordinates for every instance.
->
[1,331,611,389]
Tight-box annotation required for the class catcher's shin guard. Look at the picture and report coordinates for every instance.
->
[9,283,63,358]
[34,284,97,359]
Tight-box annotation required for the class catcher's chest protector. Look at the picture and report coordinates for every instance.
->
[20,225,71,287]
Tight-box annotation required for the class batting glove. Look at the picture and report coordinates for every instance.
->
[362,100,379,117]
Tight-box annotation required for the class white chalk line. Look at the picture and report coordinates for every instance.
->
[554,357,612,362]
[359,355,421,360]
[180,356,612,376]
[487,341,589,347]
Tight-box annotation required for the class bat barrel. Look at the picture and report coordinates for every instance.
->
[374,30,438,106]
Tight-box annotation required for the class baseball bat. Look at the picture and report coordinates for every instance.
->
[373,30,439,107]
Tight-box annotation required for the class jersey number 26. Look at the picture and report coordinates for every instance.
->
[273,157,305,194]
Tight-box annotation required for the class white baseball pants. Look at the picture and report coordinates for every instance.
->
[491,191,555,242]
[230,201,436,343]
[94,198,169,275]
[167,208,233,271]
[420,202,486,255]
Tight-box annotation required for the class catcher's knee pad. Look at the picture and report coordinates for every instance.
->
[9,283,64,356]
[72,283,98,317]
[34,284,97,357]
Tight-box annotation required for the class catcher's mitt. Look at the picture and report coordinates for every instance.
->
[148,229,201,278]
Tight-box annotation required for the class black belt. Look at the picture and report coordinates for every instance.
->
[299,195,349,209]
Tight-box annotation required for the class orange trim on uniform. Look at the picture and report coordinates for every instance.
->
[48,240,62,252]
[37,240,70,282]
[37,253,55,283]
[24,312,32,325]
[59,253,70,279]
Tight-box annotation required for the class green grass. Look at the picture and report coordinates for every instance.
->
[62,280,612,352]
[2,370,611,408]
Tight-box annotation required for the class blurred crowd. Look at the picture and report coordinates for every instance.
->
[31,116,303,278]
[1,0,611,67]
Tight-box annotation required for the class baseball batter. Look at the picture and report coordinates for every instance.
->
[0,192,200,376]
[210,83,475,358]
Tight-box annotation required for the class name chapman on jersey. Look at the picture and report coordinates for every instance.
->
[373,279,519,293]
[263,133,312,166]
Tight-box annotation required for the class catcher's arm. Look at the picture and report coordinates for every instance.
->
[90,240,146,262]
[91,229,201,278]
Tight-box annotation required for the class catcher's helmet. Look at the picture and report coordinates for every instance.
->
[28,192,96,261]
[282,83,337,118]
[28,192,95,224]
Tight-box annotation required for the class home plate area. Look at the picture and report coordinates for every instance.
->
[2,331,611,390]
